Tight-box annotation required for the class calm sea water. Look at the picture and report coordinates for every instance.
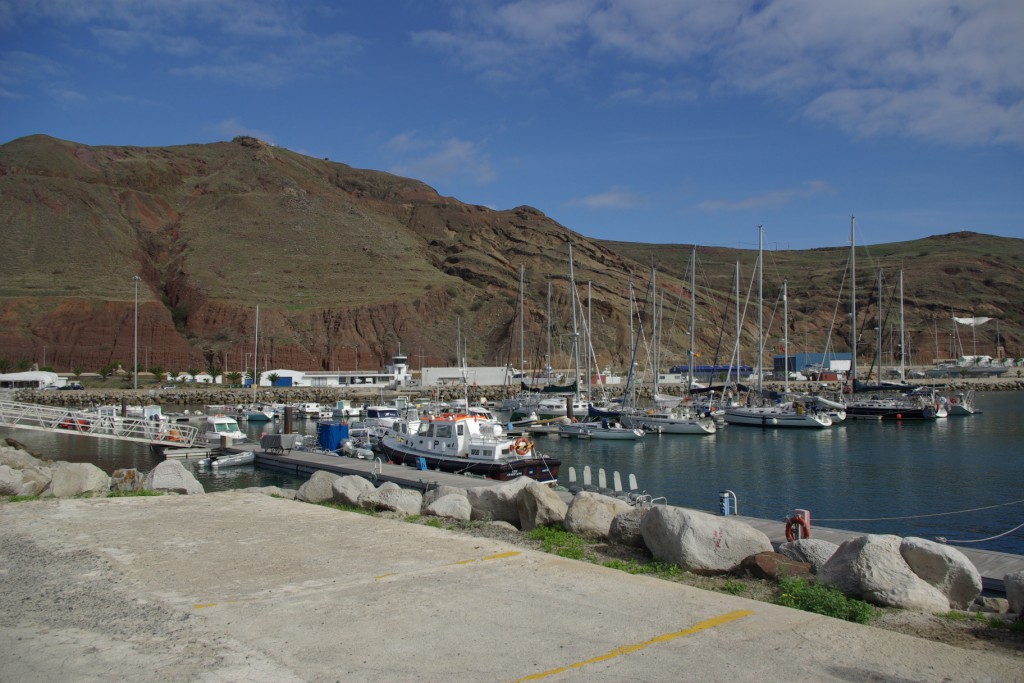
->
[4,393,1022,554]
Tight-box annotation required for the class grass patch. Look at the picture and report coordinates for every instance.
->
[600,558,684,580]
[106,489,163,497]
[776,576,876,624]
[4,494,41,503]
[940,610,984,623]
[719,579,747,595]
[527,525,586,560]
[422,518,444,529]
[319,501,376,516]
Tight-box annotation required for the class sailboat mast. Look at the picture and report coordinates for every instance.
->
[688,246,696,392]
[850,215,857,386]
[652,265,658,399]
[253,304,259,402]
[757,225,763,394]
[568,242,580,400]
[877,269,883,379]
[899,271,905,379]
[587,280,592,400]
[519,264,525,375]
[732,261,740,387]
[783,281,789,395]
[546,278,552,374]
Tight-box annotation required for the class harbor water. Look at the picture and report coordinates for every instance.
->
[3,392,1022,555]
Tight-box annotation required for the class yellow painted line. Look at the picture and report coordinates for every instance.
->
[483,551,521,561]
[511,609,754,682]
[193,603,217,609]
[374,572,399,580]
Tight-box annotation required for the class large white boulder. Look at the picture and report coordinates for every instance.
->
[778,538,839,573]
[563,492,632,541]
[424,493,472,521]
[295,470,341,503]
[818,535,949,613]
[331,475,375,507]
[0,464,23,495]
[50,462,111,498]
[358,482,422,516]
[899,537,982,609]
[142,460,204,495]
[1004,570,1024,618]
[423,485,468,508]
[0,445,47,470]
[466,477,533,525]
[517,481,568,532]
[18,467,52,496]
[640,505,772,574]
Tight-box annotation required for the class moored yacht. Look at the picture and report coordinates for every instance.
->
[379,412,561,483]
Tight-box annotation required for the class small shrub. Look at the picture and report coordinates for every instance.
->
[939,610,984,623]
[776,576,875,624]
[719,579,746,595]
[106,489,163,498]
[422,518,443,529]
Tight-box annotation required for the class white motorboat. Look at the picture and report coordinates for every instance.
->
[200,414,247,444]
[197,450,255,468]
[585,419,645,440]
[379,412,561,483]
[947,390,978,416]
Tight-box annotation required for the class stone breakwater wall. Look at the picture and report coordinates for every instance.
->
[13,376,1024,409]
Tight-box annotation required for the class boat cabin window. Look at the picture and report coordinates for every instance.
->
[456,424,464,436]
[417,422,432,437]
[435,423,453,439]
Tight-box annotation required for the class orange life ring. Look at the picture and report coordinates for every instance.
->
[785,515,811,542]
[513,437,532,456]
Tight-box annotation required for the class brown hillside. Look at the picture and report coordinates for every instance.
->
[1,134,1020,376]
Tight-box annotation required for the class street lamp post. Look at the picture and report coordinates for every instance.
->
[133,276,140,390]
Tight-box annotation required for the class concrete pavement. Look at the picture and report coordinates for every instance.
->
[1,492,1019,682]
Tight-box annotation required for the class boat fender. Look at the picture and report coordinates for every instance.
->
[784,515,811,542]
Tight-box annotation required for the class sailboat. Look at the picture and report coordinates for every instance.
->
[724,227,833,429]
[844,221,937,421]
[618,253,716,435]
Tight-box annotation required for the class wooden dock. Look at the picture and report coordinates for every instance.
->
[252,449,1024,595]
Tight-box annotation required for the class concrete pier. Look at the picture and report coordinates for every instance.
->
[1,492,1019,682]
[254,448,1024,594]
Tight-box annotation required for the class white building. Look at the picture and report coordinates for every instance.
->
[420,366,517,387]
[0,371,66,390]
[255,353,413,388]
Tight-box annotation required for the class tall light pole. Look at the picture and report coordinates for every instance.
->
[133,276,140,390]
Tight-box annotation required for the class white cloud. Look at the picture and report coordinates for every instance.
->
[418,0,1024,147]
[566,187,644,209]
[697,180,833,212]
[385,134,496,187]
[6,1,361,87]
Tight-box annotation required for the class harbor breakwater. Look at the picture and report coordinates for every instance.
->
[12,376,1024,409]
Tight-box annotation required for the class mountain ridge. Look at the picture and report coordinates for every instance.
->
[1,134,1020,376]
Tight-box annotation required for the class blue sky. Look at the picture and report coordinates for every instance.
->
[1,0,1022,249]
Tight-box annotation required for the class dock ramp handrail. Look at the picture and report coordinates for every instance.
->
[0,400,200,447]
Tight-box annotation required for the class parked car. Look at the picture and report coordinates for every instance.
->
[60,381,84,390]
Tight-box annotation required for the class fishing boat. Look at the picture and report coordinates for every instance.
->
[379,413,561,483]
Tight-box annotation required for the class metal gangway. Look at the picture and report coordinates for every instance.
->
[0,400,200,447]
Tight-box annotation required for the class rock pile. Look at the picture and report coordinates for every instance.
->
[282,474,1016,617]
[0,440,205,497]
